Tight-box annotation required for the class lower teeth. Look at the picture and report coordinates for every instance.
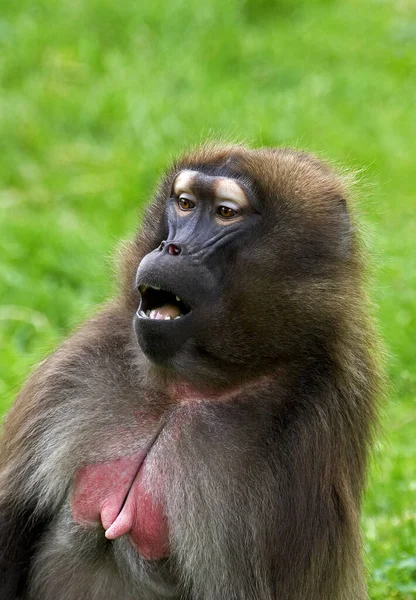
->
[138,311,184,320]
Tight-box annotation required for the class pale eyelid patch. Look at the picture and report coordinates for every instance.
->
[173,170,199,198]
[213,178,249,210]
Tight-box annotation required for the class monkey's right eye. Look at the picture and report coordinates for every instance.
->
[178,196,196,211]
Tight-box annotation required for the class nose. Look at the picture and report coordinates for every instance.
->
[158,241,182,256]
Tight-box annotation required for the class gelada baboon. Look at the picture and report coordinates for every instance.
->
[0,144,381,600]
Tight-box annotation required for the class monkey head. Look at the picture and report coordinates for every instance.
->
[130,145,356,389]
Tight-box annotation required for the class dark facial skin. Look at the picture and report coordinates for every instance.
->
[134,168,263,382]
[0,144,381,600]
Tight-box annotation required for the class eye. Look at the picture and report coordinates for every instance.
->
[178,195,196,211]
[217,205,238,219]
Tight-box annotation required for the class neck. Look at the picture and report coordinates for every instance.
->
[168,372,279,404]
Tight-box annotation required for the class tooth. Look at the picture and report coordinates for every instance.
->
[174,316,180,320]
[165,315,171,320]
[146,310,150,316]
[152,285,161,290]
[150,310,157,319]
[176,296,180,302]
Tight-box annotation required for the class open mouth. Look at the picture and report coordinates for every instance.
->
[137,285,191,321]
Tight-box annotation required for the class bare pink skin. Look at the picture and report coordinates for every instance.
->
[71,375,276,561]
[71,450,169,560]
[169,373,276,404]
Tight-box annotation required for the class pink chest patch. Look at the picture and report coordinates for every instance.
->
[71,451,169,560]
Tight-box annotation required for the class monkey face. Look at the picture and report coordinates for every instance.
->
[133,169,262,379]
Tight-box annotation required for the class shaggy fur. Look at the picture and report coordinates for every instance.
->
[0,144,381,599]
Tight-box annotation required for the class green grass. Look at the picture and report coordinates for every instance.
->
[0,0,415,597]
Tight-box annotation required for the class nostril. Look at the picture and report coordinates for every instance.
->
[167,243,181,256]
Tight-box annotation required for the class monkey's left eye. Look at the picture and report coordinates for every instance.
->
[217,205,238,219]
[178,196,196,211]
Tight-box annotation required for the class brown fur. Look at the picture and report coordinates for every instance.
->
[0,144,381,600]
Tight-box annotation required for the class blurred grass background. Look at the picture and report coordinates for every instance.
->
[0,0,415,597]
